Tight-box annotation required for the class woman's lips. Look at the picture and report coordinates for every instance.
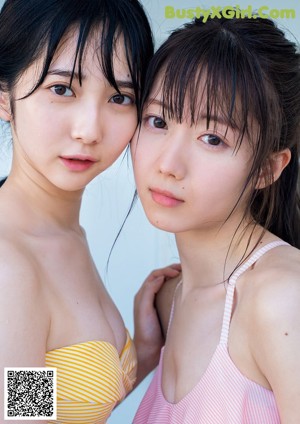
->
[150,188,184,207]
[60,155,96,171]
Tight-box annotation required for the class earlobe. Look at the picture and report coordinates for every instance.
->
[256,148,291,190]
[0,91,11,121]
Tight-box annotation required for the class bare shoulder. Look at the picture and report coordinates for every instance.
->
[155,273,182,338]
[243,244,300,322]
[243,244,300,417]
[250,244,300,310]
[0,235,49,365]
[242,244,300,359]
[0,234,40,289]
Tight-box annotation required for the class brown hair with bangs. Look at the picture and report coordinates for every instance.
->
[140,15,300,248]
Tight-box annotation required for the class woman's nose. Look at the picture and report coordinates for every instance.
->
[71,102,101,144]
[158,137,186,180]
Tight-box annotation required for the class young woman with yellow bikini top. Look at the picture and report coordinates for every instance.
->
[0,1,181,422]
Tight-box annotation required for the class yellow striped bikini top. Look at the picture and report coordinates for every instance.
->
[45,330,137,424]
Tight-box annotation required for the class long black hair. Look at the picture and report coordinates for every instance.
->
[141,15,300,248]
[0,0,154,112]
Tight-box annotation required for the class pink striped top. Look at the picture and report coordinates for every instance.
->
[134,241,287,424]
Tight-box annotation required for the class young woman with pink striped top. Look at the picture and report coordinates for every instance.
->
[131,13,300,424]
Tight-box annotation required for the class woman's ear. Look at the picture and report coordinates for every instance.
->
[256,148,291,190]
[0,91,11,121]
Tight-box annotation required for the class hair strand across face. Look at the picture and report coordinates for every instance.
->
[141,15,300,247]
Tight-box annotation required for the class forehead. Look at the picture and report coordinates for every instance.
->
[12,27,132,99]
[50,28,131,79]
[146,72,216,119]
[148,69,247,128]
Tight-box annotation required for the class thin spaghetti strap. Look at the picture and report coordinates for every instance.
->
[166,280,183,337]
[220,241,289,345]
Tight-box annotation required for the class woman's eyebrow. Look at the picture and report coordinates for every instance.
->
[145,99,237,130]
[113,80,134,90]
[200,113,237,129]
[146,98,170,111]
[47,69,85,80]
[47,70,134,90]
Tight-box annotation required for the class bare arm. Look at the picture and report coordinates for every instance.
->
[251,267,300,424]
[0,245,50,423]
[133,264,181,387]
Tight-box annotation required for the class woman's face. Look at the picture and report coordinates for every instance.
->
[0,30,137,192]
[131,76,255,236]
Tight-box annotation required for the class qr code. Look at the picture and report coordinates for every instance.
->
[4,367,57,420]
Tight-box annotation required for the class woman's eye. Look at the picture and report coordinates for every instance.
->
[110,94,133,105]
[200,134,223,146]
[147,116,167,129]
[50,85,73,97]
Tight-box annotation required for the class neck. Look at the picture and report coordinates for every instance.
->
[175,219,264,290]
[1,167,84,234]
